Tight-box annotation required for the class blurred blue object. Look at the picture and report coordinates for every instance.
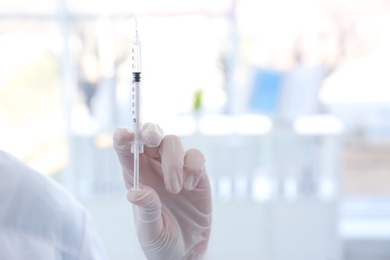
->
[248,68,285,115]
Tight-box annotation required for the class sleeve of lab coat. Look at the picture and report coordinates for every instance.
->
[77,212,109,260]
[0,150,110,260]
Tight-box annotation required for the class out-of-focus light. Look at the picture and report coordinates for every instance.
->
[94,133,113,148]
[320,57,390,104]
[218,176,233,202]
[319,177,336,201]
[199,114,272,135]
[341,218,390,239]
[234,175,249,200]
[234,114,272,135]
[199,115,234,135]
[284,177,298,201]
[293,115,344,135]
[71,106,97,135]
[252,175,273,202]
[163,114,272,136]
[160,116,197,136]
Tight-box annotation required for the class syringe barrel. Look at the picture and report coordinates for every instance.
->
[131,80,143,154]
[132,37,141,73]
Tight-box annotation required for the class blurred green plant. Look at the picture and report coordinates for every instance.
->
[193,88,203,113]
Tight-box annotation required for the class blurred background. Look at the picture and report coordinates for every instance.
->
[1,0,390,259]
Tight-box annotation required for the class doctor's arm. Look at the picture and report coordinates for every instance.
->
[113,123,212,260]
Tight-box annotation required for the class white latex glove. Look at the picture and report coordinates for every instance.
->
[113,123,212,260]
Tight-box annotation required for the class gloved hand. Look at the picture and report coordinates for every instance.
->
[113,123,212,260]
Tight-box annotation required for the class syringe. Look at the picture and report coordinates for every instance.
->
[131,19,143,190]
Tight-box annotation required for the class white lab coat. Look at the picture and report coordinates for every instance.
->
[0,150,107,259]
